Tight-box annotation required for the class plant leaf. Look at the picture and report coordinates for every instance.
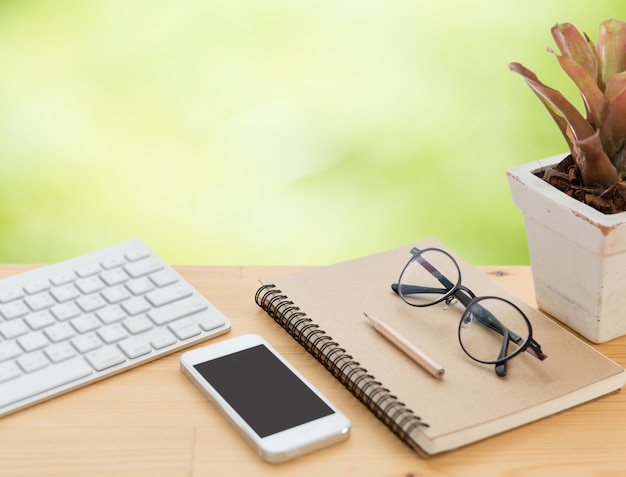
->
[577,130,619,187]
[549,49,607,128]
[601,86,626,159]
[605,70,626,102]
[596,19,626,91]
[551,23,597,81]
[508,62,596,144]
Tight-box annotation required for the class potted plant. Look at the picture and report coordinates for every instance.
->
[506,18,626,343]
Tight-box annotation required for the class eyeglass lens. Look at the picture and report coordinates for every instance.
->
[459,297,531,364]
[397,249,461,307]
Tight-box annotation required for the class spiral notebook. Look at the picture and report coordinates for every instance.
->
[254,238,625,456]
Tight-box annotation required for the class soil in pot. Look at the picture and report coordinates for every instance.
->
[538,154,626,214]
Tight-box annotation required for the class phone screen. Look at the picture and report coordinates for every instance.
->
[193,344,335,438]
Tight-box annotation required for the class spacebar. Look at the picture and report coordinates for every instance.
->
[0,357,93,408]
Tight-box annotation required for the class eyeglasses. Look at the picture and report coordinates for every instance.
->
[392,247,547,377]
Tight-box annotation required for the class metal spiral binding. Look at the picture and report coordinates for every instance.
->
[254,283,429,449]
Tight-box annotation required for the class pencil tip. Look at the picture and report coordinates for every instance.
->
[363,312,369,318]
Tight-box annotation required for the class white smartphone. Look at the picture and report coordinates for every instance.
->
[180,334,351,463]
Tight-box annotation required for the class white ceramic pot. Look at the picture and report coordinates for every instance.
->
[507,154,626,343]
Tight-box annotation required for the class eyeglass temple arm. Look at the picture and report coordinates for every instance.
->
[469,303,547,361]
[415,254,457,291]
[412,252,477,308]
[518,337,547,361]
[391,283,449,296]
[391,284,483,312]
[495,328,548,376]
[496,328,511,377]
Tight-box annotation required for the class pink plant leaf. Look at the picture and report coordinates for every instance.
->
[551,23,597,81]
[605,70,626,102]
[577,130,619,187]
[549,49,607,128]
[509,62,596,143]
[596,19,626,91]
[601,86,626,159]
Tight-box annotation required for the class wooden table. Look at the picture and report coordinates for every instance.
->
[1,264,625,477]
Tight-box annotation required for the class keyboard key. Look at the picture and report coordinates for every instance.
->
[0,319,30,340]
[50,272,77,286]
[145,283,192,307]
[96,305,127,324]
[70,315,101,334]
[149,270,178,288]
[125,248,151,262]
[118,337,152,359]
[0,361,22,383]
[121,297,151,316]
[51,284,81,303]
[199,314,228,332]
[71,333,102,354]
[75,276,105,295]
[0,341,22,362]
[169,318,201,340]
[17,351,49,373]
[44,323,76,343]
[45,342,77,363]
[147,296,208,325]
[124,259,163,278]
[149,330,177,350]
[101,285,131,304]
[23,280,50,295]
[0,287,24,304]
[24,311,56,330]
[0,357,92,408]
[97,324,128,344]
[100,269,129,286]
[125,277,154,296]
[51,302,82,321]
[76,294,107,313]
[100,256,126,270]
[85,346,126,371]
[24,292,56,311]
[123,315,153,335]
[17,331,49,353]
[0,301,29,320]
[75,263,101,278]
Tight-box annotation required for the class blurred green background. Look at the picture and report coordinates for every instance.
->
[1,1,624,266]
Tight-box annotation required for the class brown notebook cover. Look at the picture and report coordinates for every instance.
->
[255,238,625,455]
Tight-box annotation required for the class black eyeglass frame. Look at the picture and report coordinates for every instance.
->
[392,247,547,377]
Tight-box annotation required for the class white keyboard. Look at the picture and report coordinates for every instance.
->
[0,239,231,417]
